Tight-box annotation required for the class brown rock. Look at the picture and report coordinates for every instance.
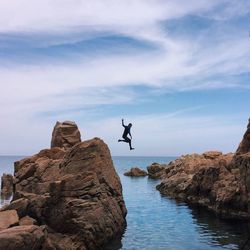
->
[51,121,81,149]
[0,225,45,250]
[155,152,246,218]
[1,198,29,218]
[202,151,222,159]
[0,210,19,230]
[19,216,38,226]
[1,173,14,196]
[124,167,147,177]
[8,132,126,249]
[147,163,167,179]
[236,118,250,155]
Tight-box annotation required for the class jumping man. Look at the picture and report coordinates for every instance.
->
[118,119,134,150]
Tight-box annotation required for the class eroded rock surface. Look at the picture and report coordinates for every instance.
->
[1,122,126,249]
[155,119,250,219]
[0,225,45,250]
[124,167,147,177]
[1,173,14,196]
[51,121,81,149]
[236,118,250,155]
[0,210,19,230]
[147,163,167,179]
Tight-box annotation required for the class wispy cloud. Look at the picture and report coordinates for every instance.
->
[0,1,249,155]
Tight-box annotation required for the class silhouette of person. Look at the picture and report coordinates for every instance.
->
[118,119,134,150]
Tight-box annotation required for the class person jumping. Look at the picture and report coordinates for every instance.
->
[118,119,134,150]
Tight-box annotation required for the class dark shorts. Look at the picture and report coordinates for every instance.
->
[122,136,131,142]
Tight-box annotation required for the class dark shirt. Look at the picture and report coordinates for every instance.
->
[123,126,131,137]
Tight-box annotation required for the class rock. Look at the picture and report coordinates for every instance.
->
[124,167,147,177]
[147,163,167,179]
[0,225,45,250]
[1,173,14,196]
[0,210,19,230]
[202,151,222,159]
[156,152,244,218]
[1,198,29,218]
[51,121,81,149]
[7,127,126,249]
[235,118,250,155]
[19,216,38,226]
[156,119,250,219]
[44,138,127,249]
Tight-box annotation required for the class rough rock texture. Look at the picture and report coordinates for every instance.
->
[0,210,19,230]
[236,118,250,155]
[51,121,81,149]
[124,167,147,177]
[156,120,250,219]
[147,163,167,179]
[19,216,38,226]
[1,122,126,249]
[1,173,14,196]
[0,225,45,250]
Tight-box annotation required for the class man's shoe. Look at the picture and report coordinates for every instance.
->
[130,148,135,150]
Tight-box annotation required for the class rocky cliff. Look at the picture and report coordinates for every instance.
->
[155,119,250,219]
[0,121,127,250]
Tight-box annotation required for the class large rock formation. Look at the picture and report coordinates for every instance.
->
[0,122,127,249]
[155,119,250,219]
[1,173,14,196]
[51,121,81,149]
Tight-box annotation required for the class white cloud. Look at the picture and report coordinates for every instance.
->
[0,0,221,33]
[0,1,249,155]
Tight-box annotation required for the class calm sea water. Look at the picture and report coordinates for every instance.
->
[0,156,249,250]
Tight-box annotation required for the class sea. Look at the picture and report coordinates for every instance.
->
[0,155,249,250]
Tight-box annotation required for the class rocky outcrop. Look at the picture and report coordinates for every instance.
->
[1,173,14,196]
[51,121,81,149]
[147,163,167,179]
[156,119,250,219]
[124,167,147,177]
[156,152,241,217]
[1,122,126,249]
[235,118,250,155]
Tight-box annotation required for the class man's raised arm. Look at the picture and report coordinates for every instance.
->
[122,119,125,127]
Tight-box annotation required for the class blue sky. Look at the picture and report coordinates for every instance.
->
[0,0,250,156]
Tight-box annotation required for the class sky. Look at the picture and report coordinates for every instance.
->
[0,0,250,156]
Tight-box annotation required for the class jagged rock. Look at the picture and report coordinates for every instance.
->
[124,167,147,177]
[156,118,250,219]
[147,163,167,179]
[236,118,250,155]
[0,210,19,230]
[0,225,45,250]
[6,131,126,249]
[155,152,246,218]
[1,173,14,196]
[2,198,29,218]
[202,151,222,159]
[51,121,81,149]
